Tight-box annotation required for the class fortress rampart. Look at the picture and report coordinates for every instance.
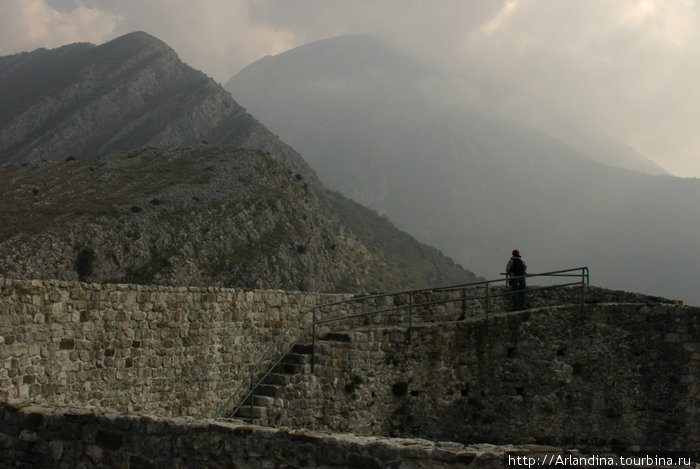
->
[1,277,698,456]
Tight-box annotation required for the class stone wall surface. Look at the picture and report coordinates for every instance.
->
[269,302,698,451]
[0,277,351,417]
[1,277,697,456]
[0,275,588,417]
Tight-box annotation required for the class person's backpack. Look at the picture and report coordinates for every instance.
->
[510,257,525,277]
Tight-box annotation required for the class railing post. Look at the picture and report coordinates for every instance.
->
[580,268,586,319]
[249,375,254,424]
[485,283,490,335]
[311,309,316,373]
[486,282,490,319]
[407,292,413,344]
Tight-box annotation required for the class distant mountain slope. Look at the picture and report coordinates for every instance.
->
[226,34,665,179]
[0,32,477,291]
[0,144,474,291]
[226,35,700,304]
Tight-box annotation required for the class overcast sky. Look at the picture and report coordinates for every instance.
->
[1,0,699,178]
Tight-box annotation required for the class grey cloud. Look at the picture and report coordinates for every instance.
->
[2,0,699,177]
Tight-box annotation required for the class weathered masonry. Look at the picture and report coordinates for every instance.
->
[1,277,698,452]
[0,278,349,417]
[0,403,526,468]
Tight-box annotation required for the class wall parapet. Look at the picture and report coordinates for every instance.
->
[0,402,562,468]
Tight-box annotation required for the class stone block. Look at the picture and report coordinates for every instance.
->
[59,338,74,350]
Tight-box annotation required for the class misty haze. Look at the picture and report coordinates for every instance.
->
[226,34,700,305]
[0,2,699,463]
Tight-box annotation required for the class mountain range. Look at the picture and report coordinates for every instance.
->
[0,32,476,292]
[226,34,700,305]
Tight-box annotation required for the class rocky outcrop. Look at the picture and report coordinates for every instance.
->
[0,145,366,291]
[0,144,474,291]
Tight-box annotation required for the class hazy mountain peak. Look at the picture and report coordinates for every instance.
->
[226,34,700,305]
[0,32,229,164]
[292,33,390,52]
[106,30,168,47]
[285,33,409,63]
[97,30,178,61]
[232,33,434,85]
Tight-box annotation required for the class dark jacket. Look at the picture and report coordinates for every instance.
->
[506,256,527,277]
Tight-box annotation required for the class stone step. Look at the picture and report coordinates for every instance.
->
[254,384,280,397]
[280,353,310,365]
[291,343,313,354]
[234,405,267,420]
[240,394,274,408]
[321,332,351,342]
[260,373,290,386]
[272,361,310,375]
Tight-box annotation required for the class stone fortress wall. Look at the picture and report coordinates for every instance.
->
[278,301,698,451]
[0,278,349,417]
[1,276,698,461]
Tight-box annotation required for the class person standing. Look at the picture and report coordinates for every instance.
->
[506,249,527,310]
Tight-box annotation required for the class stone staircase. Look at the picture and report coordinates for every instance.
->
[230,343,314,423]
[228,332,354,424]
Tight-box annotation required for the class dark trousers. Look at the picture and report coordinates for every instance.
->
[510,277,527,310]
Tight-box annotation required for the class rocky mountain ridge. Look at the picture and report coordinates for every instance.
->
[0,31,314,181]
[0,144,473,291]
[0,32,477,291]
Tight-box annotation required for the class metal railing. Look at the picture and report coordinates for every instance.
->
[214,266,589,421]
